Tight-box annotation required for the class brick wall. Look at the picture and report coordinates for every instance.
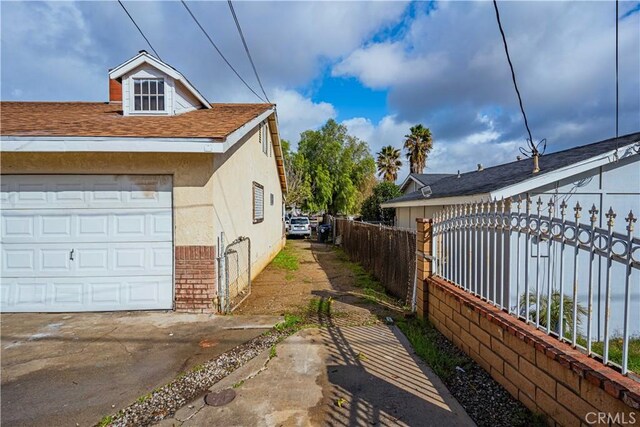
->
[175,246,216,313]
[109,79,122,102]
[426,275,640,426]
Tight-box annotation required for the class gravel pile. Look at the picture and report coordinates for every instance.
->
[428,331,538,427]
[103,330,288,427]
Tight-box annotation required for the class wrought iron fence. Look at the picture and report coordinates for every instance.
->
[219,236,251,313]
[334,219,416,304]
[432,197,639,376]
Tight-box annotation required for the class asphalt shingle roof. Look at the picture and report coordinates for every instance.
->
[0,102,273,140]
[387,132,640,204]
[409,173,455,186]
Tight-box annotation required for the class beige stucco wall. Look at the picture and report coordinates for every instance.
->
[0,152,215,246]
[395,205,445,230]
[2,124,287,278]
[211,122,285,279]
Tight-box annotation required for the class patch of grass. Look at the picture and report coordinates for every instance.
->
[396,317,468,381]
[232,379,245,388]
[97,415,113,427]
[577,336,640,374]
[307,297,332,316]
[136,392,152,403]
[269,345,277,359]
[271,244,299,271]
[285,272,295,281]
[192,364,205,373]
[275,313,303,332]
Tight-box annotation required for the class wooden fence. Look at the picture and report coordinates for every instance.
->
[333,219,416,303]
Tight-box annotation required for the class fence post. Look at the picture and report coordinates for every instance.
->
[416,218,433,319]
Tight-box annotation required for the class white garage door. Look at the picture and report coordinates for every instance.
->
[1,175,174,312]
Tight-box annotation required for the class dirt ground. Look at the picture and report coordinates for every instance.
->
[235,238,403,325]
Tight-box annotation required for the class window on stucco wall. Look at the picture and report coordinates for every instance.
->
[253,182,264,223]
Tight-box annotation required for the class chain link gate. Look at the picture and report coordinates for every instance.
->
[218,236,251,313]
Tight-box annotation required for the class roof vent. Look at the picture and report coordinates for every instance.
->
[457,170,461,178]
[421,186,432,198]
[517,155,522,161]
[477,164,484,171]
[139,49,148,54]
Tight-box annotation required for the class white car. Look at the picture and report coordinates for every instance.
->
[287,217,311,237]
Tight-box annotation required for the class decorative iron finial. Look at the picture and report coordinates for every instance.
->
[625,210,637,233]
[499,197,505,213]
[589,204,599,224]
[547,198,555,216]
[559,200,568,219]
[605,207,616,228]
[574,202,582,219]
[526,196,532,213]
[516,195,522,212]
[536,197,543,214]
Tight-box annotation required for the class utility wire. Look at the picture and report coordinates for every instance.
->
[227,0,271,103]
[117,0,162,60]
[616,0,619,139]
[181,0,266,103]
[492,0,542,156]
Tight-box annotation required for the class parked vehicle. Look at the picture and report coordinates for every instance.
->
[287,216,311,238]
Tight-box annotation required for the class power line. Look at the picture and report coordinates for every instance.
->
[181,0,266,103]
[117,0,162,60]
[492,0,543,157]
[616,0,619,139]
[227,0,271,103]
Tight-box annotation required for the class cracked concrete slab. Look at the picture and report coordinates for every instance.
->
[1,311,280,427]
[165,324,474,427]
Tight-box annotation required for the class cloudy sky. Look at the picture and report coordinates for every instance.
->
[2,1,639,179]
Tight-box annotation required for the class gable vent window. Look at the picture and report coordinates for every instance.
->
[259,121,269,155]
[253,182,264,224]
[134,79,165,111]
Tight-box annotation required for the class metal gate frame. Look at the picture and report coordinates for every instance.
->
[218,236,251,313]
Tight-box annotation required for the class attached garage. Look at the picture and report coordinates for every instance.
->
[1,174,174,312]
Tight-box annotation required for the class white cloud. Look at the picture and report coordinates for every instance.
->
[333,2,640,152]
[272,88,336,143]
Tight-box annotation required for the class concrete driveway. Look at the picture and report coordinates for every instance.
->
[0,311,279,427]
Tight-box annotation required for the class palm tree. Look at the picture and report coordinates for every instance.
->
[404,124,433,174]
[519,291,588,336]
[376,145,403,182]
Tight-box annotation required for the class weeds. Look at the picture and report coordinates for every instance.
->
[97,415,113,427]
[274,314,303,332]
[396,317,469,381]
[271,244,299,271]
[269,345,277,359]
[232,380,245,389]
[307,297,332,316]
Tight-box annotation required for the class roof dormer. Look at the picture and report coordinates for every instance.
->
[108,51,211,116]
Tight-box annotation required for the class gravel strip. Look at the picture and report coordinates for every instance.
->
[100,330,288,427]
[426,328,539,427]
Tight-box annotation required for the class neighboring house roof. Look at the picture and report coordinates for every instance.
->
[383,132,640,207]
[108,51,211,110]
[399,173,454,192]
[0,101,272,140]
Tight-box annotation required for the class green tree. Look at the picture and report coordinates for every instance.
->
[376,145,403,182]
[296,119,375,214]
[281,139,311,209]
[360,181,402,223]
[404,124,433,173]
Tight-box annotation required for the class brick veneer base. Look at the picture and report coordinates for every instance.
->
[175,246,216,313]
[426,276,640,426]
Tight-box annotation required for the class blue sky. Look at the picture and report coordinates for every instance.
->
[2,1,639,179]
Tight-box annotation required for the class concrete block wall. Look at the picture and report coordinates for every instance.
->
[426,275,640,426]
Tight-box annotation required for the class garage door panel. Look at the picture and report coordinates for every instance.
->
[1,276,172,312]
[2,211,172,244]
[2,175,172,210]
[1,175,173,312]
